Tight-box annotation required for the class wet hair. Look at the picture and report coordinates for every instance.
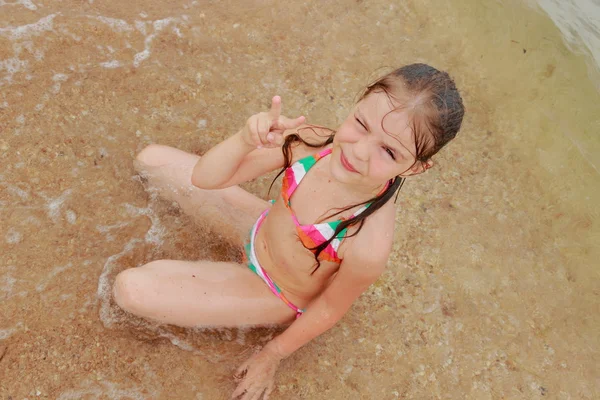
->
[270,63,465,273]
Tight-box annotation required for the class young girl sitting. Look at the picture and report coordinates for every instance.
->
[112,63,464,399]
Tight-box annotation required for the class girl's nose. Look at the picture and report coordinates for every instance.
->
[353,136,370,161]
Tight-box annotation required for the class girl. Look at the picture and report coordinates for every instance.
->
[112,64,464,399]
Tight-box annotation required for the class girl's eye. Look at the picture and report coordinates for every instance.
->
[384,147,396,160]
[355,117,367,130]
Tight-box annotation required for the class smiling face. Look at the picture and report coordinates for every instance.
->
[331,91,431,193]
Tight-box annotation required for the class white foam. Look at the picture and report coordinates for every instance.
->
[78,296,97,313]
[124,203,165,244]
[0,57,28,84]
[1,267,16,298]
[100,60,121,68]
[133,49,150,68]
[63,28,81,42]
[96,221,131,241]
[133,17,181,68]
[65,210,77,224]
[36,262,73,291]
[22,0,37,10]
[34,92,50,111]
[52,73,68,81]
[96,222,130,233]
[33,48,44,61]
[0,0,38,10]
[0,57,27,74]
[16,115,25,124]
[5,228,22,244]
[57,380,154,400]
[0,13,58,40]
[94,16,133,32]
[7,185,30,200]
[134,20,147,35]
[41,189,72,223]
[22,215,41,226]
[0,327,17,340]
[50,73,68,93]
[97,238,142,327]
[153,17,178,31]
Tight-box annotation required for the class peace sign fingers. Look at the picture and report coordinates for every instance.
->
[268,95,282,121]
[240,95,306,149]
[277,115,306,130]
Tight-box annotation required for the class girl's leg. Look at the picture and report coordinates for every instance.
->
[113,259,296,326]
[134,144,269,247]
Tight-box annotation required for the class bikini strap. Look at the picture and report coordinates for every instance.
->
[282,147,333,202]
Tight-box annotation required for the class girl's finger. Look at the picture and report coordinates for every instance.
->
[250,116,263,148]
[273,133,284,146]
[268,96,281,121]
[259,117,270,146]
[234,363,249,379]
[248,386,265,400]
[279,115,305,129]
[245,116,257,147]
[231,382,248,399]
[239,384,255,400]
[264,381,275,400]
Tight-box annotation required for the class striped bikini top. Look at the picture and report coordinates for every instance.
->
[281,147,374,263]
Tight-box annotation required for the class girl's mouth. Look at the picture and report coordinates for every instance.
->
[340,151,358,173]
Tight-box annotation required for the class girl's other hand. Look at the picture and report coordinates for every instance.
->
[241,96,305,149]
[231,345,283,399]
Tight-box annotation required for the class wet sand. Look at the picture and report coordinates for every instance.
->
[1,0,599,399]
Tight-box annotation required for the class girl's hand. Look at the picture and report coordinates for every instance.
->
[241,96,305,149]
[231,345,284,400]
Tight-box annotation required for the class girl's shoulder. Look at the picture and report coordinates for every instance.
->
[286,124,335,163]
[338,201,396,263]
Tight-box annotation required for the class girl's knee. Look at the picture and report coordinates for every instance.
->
[136,144,172,166]
[112,267,152,314]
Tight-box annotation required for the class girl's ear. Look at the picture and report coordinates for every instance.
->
[403,160,434,176]
[410,160,433,175]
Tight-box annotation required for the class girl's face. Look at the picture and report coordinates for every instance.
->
[331,91,429,193]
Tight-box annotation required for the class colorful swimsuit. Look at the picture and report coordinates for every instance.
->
[244,147,379,317]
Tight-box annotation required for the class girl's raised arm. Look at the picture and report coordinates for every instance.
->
[191,96,305,189]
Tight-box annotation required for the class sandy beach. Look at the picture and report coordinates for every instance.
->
[1,0,599,398]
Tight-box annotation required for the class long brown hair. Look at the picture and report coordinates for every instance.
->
[270,64,465,273]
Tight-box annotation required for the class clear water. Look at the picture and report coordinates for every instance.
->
[1,0,599,399]
[529,0,600,87]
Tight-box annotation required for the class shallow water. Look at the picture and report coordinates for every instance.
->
[529,0,600,88]
[1,0,599,399]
